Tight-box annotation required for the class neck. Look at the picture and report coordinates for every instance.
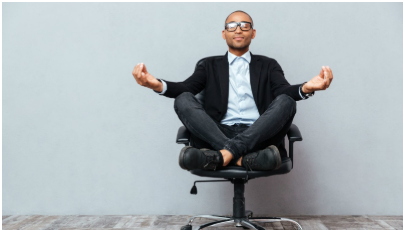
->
[228,47,249,57]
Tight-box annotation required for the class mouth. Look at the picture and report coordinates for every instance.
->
[234,37,244,41]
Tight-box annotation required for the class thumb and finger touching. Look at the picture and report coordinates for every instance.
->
[322,66,328,86]
[143,63,148,73]
[319,68,324,79]
[140,63,148,77]
[140,63,148,74]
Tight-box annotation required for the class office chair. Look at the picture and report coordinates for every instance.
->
[175,57,304,230]
[176,122,303,230]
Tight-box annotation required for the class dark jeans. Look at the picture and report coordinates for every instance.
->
[174,92,296,162]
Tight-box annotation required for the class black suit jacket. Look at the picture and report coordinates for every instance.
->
[158,51,305,123]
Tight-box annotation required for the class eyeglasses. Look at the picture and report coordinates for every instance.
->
[225,21,253,32]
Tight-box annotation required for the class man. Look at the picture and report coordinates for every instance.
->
[132,10,333,172]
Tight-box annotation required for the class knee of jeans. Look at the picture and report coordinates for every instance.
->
[174,92,194,112]
[275,94,296,114]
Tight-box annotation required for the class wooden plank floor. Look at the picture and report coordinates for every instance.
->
[2,215,403,230]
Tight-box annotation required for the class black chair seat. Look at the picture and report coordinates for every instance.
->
[189,157,292,179]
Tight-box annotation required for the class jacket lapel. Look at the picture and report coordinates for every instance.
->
[217,51,229,113]
[249,51,262,106]
[216,51,262,113]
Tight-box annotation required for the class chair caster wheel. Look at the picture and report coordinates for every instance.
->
[181,225,192,230]
[245,210,253,219]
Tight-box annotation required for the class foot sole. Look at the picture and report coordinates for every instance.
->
[179,146,193,170]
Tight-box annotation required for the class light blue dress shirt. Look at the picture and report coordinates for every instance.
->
[156,50,307,126]
[220,50,259,126]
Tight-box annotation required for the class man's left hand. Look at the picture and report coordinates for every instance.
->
[302,66,333,93]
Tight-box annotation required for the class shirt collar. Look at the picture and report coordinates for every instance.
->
[228,50,251,64]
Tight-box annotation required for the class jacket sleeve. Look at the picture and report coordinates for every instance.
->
[157,61,207,98]
[269,60,305,101]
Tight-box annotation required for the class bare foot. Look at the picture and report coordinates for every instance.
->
[236,157,242,166]
[219,149,234,166]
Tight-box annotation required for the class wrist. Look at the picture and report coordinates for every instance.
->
[300,82,315,100]
[152,79,163,93]
[302,83,313,94]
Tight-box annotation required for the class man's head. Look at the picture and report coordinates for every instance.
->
[222,10,256,55]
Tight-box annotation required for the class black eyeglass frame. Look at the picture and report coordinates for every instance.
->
[224,21,253,32]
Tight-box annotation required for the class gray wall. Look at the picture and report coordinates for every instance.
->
[3,2,402,215]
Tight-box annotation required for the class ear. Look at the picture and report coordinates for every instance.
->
[251,29,256,39]
[222,30,226,39]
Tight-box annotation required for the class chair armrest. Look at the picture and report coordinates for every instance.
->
[286,123,303,169]
[287,124,303,142]
[176,126,191,144]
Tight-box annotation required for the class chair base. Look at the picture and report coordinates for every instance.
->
[181,212,303,230]
[181,179,302,229]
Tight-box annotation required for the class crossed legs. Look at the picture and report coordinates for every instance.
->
[174,92,296,166]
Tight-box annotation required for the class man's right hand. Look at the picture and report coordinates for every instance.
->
[132,63,163,92]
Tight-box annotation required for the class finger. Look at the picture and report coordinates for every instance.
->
[133,63,140,78]
[134,63,143,84]
[140,63,147,78]
[325,66,331,75]
[137,63,144,80]
[320,66,327,88]
[323,67,331,88]
[141,62,148,74]
[327,65,333,80]
[323,66,328,75]
[319,67,324,78]
[326,66,333,87]
[132,63,137,75]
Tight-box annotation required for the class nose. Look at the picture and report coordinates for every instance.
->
[235,25,243,33]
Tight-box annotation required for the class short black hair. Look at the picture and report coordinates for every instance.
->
[224,10,254,28]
